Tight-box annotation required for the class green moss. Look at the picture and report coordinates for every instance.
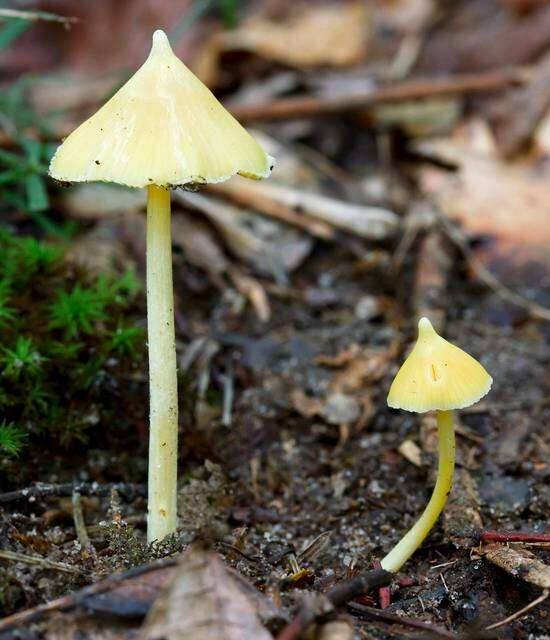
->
[0,229,145,457]
[0,422,27,457]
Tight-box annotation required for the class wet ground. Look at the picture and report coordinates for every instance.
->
[1,239,548,638]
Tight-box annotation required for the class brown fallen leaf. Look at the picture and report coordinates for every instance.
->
[140,545,274,640]
[415,120,550,298]
[480,544,550,589]
[416,121,549,250]
[398,439,423,467]
[329,349,395,393]
[221,2,371,70]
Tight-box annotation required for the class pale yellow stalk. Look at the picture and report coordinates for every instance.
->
[146,185,178,542]
[380,410,455,573]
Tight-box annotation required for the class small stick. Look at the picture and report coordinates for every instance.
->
[0,557,177,632]
[231,68,527,122]
[485,589,548,631]
[0,8,78,23]
[222,356,234,428]
[276,568,392,640]
[206,182,335,240]
[0,550,82,575]
[71,491,93,552]
[481,530,550,544]
[0,482,145,504]
[349,602,458,639]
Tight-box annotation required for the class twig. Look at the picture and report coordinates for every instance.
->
[485,589,548,631]
[440,215,550,322]
[0,8,78,24]
[206,182,335,240]
[0,557,177,632]
[481,544,550,589]
[276,568,392,640]
[0,482,145,504]
[481,530,550,544]
[71,491,93,552]
[230,68,527,122]
[0,550,82,575]
[349,602,458,639]
[221,356,234,428]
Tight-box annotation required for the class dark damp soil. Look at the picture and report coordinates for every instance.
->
[0,237,548,638]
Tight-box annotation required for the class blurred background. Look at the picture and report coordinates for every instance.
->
[0,1,549,633]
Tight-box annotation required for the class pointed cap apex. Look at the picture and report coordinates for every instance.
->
[150,30,172,57]
[418,317,435,338]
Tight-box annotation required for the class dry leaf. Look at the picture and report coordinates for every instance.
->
[222,2,371,69]
[140,545,274,640]
[415,121,550,264]
[329,349,394,393]
[398,439,423,467]
[415,120,550,314]
[481,544,550,589]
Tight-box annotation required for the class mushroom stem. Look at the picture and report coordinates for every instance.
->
[380,410,455,573]
[146,185,178,543]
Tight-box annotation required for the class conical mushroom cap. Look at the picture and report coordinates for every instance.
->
[49,30,273,188]
[387,318,492,413]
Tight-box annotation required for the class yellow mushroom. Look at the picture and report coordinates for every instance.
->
[49,30,273,543]
[381,317,492,572]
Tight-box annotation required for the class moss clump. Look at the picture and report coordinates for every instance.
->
[0,229,145,457]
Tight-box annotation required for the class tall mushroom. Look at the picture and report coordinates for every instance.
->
[381,317,492,572]
[49,30,273,542]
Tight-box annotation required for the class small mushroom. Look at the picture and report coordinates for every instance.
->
[380,317,492,572]
[49,30,273,543]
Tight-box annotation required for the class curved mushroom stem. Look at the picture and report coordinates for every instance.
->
[146,185,178,543]
[380,410,455,573]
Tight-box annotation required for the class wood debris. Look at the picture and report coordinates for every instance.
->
[480,544,550,589]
